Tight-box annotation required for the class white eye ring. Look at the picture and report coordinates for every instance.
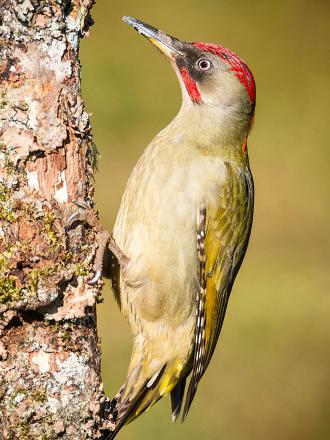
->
[197,59,212,71]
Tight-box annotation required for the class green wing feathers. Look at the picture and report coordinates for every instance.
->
[183,164,254,420]
[204,164,254,368]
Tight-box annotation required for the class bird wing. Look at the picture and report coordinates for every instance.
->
[183,163,254,420]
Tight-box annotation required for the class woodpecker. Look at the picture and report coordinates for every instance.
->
[107,16,255,439]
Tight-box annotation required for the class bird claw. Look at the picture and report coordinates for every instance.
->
[74,200,91,210]
[87,269,102,285]
[65,211,84,230]
[65,201,96,231]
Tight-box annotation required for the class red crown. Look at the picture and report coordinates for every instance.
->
[193,42,256,102]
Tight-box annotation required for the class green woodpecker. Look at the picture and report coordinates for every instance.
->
[108,16,255,439]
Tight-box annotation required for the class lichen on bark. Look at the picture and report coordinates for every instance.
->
[0,1,111,438]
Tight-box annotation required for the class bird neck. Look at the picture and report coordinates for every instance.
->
[172,98,252,164]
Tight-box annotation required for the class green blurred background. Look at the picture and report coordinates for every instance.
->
[81,1,330,439]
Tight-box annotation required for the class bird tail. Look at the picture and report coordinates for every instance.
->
[170,376,187,422]
[107,356,188,439]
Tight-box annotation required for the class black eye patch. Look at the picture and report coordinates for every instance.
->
[176,46,212,83]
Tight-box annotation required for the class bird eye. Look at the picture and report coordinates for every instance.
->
[197,59,212,71]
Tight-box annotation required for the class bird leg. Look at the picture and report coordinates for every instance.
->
[108,234,130,268]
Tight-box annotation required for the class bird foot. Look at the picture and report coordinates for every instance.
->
[65,200,99,231]
[65,201,110,285]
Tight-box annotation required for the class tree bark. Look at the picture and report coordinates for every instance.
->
[0,1,110,438]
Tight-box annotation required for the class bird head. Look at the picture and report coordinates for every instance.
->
[123,16,256,149]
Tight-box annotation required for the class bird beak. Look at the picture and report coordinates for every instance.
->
[122,16,183,61]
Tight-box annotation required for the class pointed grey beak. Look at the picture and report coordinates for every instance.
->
[122,16,184,60]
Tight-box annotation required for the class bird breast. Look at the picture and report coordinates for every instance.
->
[113,137,228,330]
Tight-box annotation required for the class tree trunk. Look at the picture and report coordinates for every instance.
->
[0,1,111,438]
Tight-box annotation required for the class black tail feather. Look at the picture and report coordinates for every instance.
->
[182,377,199,422]
[170,377,187,422]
